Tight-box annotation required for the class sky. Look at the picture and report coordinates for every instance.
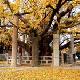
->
[8,0,15,3]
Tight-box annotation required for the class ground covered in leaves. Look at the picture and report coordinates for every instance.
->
[0,67,80,80]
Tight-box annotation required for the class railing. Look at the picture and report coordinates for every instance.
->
[7,55,52,66]
[0,54,7,61]
[1,54,80,66]
[39,56,52,65]
[0,54,8,66]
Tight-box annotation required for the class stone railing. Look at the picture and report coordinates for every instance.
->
[39,56,52,65]
[7,55,52,66]
[0,54,8,61]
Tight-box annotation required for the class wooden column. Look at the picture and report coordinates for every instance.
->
[52,33,60,67]
[32,33,39,67]
[11,16,18,67]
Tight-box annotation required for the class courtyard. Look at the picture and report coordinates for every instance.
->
[0,67,80,80]
[0,0,80,80]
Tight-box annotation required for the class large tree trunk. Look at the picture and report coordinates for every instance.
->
[32,33,39,67]
[11,16,18,67]
[52,32,60,67]
[68,34,74,64]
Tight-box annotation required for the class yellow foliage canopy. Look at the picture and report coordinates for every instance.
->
[0,0,80,31]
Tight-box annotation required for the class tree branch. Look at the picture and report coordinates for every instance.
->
[61,0,67,5]
[40,10,52,27]
[4,0,13,13]
[61,21,80,29]
[40,0,64,36]
[46,4,54,10]
[9,21,17,28]
[14,12,32,16]
[18,16,30,28]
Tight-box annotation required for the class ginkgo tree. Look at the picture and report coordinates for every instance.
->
[0,0,80,66]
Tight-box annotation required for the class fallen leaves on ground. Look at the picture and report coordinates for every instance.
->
[0,67,80,80]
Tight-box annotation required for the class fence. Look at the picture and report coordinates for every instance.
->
[7,55,52,66]
[0,54,8,66]
[0,54,80,66]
